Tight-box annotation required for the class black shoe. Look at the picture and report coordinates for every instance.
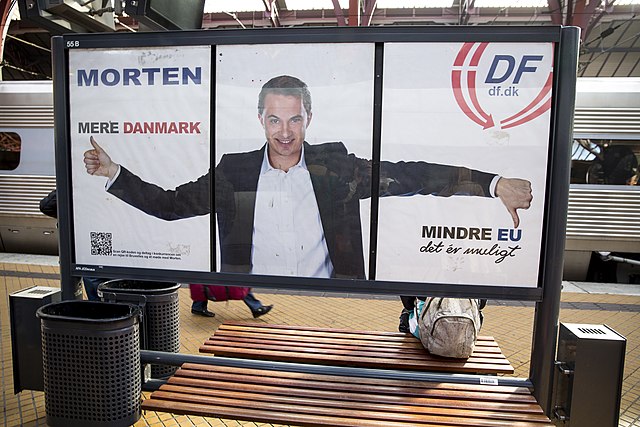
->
[398,308,411,333]
[191,308,215,317]
[251,304,273,318]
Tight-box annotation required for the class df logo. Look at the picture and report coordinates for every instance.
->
[451,42,553,130]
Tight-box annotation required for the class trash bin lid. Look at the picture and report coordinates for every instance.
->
[36,300,140,324]
[98,279,180,295]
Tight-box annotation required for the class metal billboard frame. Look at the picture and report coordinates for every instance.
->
[52,25,580,414]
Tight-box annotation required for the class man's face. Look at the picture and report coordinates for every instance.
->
[259,93,312,171]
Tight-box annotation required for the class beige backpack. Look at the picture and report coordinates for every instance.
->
[417,297,481,358]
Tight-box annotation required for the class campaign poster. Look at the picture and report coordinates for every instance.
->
[215,43,375,278]
[376,42,554,287]
[69,46,212,271]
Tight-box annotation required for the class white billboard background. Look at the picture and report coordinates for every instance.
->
[66,41,554,287]
[375,42,554,287]
[69,46,212,271]
[215,43,375,161]
[215,43,376,273]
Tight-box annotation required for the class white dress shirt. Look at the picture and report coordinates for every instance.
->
[251,147,334,278]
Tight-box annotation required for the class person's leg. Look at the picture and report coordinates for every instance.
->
[82,277,104,301]
[478,298,487,324]
[242,291,262,310]
[189,284,215,317]
[191,299,215,316]
[191,300,207,311]
[398,296,415,333]
[243,291,273,318]
[400,296,415,310]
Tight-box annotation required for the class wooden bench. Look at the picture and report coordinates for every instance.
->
[199,321,515,375]
[141,322,553,425]
[142,363,553,426]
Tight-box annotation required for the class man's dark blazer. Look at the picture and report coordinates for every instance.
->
[108,141,496,279]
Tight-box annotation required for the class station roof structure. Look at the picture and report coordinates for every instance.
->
[1,0,639,79]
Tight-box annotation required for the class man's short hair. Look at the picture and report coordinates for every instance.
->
[258,75,312,116]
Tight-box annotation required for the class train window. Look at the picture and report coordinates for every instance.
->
[571,139,639,185]
[0,132,21,170]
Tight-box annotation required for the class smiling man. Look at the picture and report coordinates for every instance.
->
[258,78,311,172]
[84,75,532,281]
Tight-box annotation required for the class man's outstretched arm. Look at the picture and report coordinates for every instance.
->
[83,137,211,221]
[376,159,532,228]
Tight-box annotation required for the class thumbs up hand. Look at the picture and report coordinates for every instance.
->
[84,136,119,180]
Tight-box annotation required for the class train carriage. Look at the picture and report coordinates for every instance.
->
[0,80,57,255]
[1,78,638,281]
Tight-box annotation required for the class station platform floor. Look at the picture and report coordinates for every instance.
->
[1,254,639,427]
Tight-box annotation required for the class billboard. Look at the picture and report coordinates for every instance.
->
[55,27,576,299]
[69,45,212,271]
[376,42,553,287]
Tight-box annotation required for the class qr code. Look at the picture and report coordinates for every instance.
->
[90,232,112,256]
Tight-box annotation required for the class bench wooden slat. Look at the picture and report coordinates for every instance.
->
[212,329,429,349]
[166,375,542,410]
[143,399,454,427]
[159,382,544,414]
[142,364,553,427]
[204,338,509,363]
[205,323,514,375]
[180,363,534,396]
[154,384,547,422]
[220,321,500,344]
[200,344,512,374]
[175,364,535,403]
[149,389,551,426]
[205,334,504,355]
[218,323,499,346]
[210,330,502,353]
[220,320,413,336]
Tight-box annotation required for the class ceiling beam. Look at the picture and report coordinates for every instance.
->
[262,0,281,27]
[331,0,347,26]
[582,46,640,53]
[546,0,608,42]
[547,0,563,25]
[0,0,14,68]
[363,0,376,26]
[573,0,602,41]
[458,0,473,25]
[348,0,359,26]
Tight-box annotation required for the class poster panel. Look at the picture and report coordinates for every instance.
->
[69,45,212,271]
[214,43,375,278]
[376,42,554,287]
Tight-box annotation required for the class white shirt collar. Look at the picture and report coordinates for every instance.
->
[261,143,307,175]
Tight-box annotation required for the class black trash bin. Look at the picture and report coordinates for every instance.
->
[98,280,181,378]
[37,301,142,427]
